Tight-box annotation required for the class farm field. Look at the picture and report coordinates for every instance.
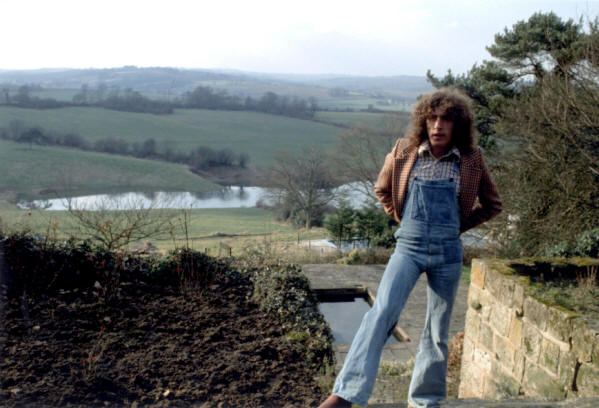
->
[316,96,412,111]
[0,139,218,201]
[0,107,342,165]
[314,110,410,129]
[0,206,329,255]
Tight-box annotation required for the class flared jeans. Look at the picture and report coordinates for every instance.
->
[333,178,463,408]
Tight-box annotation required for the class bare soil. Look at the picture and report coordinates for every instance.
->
[0,272,322,407]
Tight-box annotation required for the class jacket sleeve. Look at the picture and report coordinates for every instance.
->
[374,140,400,218]
[460,154,502,233]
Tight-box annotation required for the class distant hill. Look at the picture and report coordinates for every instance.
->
[0,66,433,101]
[0,66,239,95]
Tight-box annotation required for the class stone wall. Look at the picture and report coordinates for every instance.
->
[459,259,599,400]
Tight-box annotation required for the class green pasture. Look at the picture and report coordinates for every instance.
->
[316,97,412,112]
[0,206,329,254]
[0,107,341,165]
[191,79,331,99]
[315,111,389,129]
[0,139,218,201]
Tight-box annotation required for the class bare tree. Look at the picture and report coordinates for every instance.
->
[66,194,174,251]
[334,113,409,203]
[264,147,338,229]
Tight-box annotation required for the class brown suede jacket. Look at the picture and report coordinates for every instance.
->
[374,138,502,233]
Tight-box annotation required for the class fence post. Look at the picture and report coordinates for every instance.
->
[219,242,232,257]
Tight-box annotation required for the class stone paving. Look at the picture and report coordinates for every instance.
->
[369,398,599,407]
[303,264,599,408]
[303,264,469,404]
[302,264,469,370]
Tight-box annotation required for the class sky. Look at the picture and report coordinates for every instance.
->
[2,0,599,77]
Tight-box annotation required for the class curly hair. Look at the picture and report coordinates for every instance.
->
[405,88,475,153]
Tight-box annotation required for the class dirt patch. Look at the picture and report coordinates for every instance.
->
[446,331,464,398]
[1,272,322,407]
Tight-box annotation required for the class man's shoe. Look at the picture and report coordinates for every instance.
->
[317,394,352,408]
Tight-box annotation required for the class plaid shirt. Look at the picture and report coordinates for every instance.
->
[409,141,461,193]
[374,138,502,233]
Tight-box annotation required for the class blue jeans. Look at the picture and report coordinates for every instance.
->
[333,178,463,407]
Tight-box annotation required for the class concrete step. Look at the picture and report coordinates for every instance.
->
[369,398,599,407]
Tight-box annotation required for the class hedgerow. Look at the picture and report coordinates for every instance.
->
[234,258,335,371]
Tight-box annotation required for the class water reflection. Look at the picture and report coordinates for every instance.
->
[17,187,268,211]
[17,183,373,211]
[319,298,398,345]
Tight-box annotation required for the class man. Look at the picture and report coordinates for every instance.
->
[319,88,501,408]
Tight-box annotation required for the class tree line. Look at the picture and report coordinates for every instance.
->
[1,83,319,119]
[426,11,599,256]
[0,121,249,171]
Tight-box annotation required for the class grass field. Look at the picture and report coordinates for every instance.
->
[315,111,408,129]
[316,97,413,112]
[0,139,218,201]
[29,86,414,111]
[0,206,329,256]
[0,107,342,165]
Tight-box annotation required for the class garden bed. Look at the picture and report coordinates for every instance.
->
[0,236,332,407]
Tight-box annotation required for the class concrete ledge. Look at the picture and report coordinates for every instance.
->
[369,398,599,407]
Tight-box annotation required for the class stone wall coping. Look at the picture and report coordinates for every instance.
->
[471,258,599,326]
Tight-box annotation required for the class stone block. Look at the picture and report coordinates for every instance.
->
[464,309,481,343]
[513,349,526,382]
[540,337,560,375]
[546,306,577,344]
[572,319,597,363]
[485,268,516,307]
[508,316,523,349]
[523,296,548,331]
[485,361,521,399]
[467,284,483,311]
[462,336,475,364]
[490,303,512,337]
[481,303,492,322]
[458,358,485,398]
[473,345,493,372]
[493,333,515,371]
[510,283,525,316]
[479,322,494,352]
[471,259,485,289]
[558,349,578,389]
[522,320,543,363]
[523,363,566,399]
[576,363,599,397]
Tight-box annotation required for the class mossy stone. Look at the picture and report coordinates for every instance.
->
[540,337,560,375]
[523,363,566,399]
[488,361,521,398]
[524,296,548,331]
[546,306,577,343]
[576,363,599,397]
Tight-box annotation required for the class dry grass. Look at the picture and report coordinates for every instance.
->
[446,331,464,398]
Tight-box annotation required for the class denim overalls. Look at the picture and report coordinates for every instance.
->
[333,177,463,408]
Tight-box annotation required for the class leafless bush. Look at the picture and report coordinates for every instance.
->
[66,194,175,251]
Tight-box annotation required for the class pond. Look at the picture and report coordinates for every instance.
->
[318,296,399,345]
[17,187,267,211]
[18,183,373,211]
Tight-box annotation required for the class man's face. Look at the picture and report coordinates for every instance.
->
[426,107,454,156]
